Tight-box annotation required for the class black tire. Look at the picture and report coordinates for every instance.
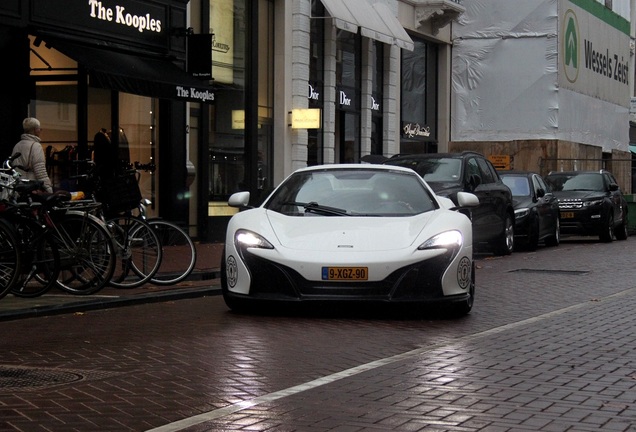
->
[148,219,197,285]
[54,212,117,295]
[494,214,514,256]
[451,261,475,317]
[220,247,247,313]
[107,216,162,289]
[599,212,614,243]
[615,214,629,241]
[526,219,540,251]
[12,232,60,298]
[0,218,21,299]
[544,218,560,247]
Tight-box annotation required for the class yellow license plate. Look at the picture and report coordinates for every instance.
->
[322,267,368,280]
[561,212,575,219]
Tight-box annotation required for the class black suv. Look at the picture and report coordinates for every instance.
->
[544,170,628,242]
[383,152,515,255]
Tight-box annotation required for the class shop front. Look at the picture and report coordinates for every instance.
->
[0,0,214,234]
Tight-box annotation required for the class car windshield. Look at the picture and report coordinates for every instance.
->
[265,169,437,216]
[501,175,530,196]
[546,173,604,192]
[388,157,462,183]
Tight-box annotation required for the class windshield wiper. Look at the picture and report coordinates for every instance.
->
[284,201,350,216]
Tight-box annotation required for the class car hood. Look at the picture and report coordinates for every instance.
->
[553,190,604,200]
[512,197,533,208]
[265,210,447,251]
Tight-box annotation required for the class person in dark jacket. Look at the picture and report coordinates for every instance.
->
[93,128,117,178]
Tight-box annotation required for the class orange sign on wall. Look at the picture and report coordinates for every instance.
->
[488,155,512,171]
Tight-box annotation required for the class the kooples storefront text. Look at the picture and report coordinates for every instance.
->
[89,0,162,33]
[177,86,215,102]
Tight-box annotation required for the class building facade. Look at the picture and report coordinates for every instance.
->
[448,0,633,191]
[4,0,631,245]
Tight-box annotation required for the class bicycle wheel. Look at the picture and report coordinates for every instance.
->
[147,219,197,285]
[107,215,162,289]
[12,229,60,298]
[53,211,117,295]
[0,217,21,299]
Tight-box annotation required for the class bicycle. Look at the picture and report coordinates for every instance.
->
[2,186,62,298]
[71,161,163,289]
[131,162,196,285]
[139,200,197,286]
[0,154,115,296]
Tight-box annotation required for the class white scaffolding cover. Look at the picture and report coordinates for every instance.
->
[451,0,629,152]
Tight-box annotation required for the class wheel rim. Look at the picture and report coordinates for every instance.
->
[505,217,514,252]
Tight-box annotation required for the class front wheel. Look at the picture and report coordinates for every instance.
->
[544,218,560,247]
[599,212,614,243]
[0,218,22,299]
[494,214,514,256]
[614,213,629,241]
[147,219,197,285]
[54,212,116,295]
[107,216,162,289]
[450,261,475,317]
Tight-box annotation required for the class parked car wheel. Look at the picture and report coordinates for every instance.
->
[451,262,475,317]
[494,214,514,255]
[526,218,540,251]
[615,214,629,241]
[545,218,560,247]
[599,213,614,242]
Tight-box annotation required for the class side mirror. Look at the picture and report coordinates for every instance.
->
[456,191,480,208]
[228,191,251,208]
[536,188,545,199]
[609,183,619,192]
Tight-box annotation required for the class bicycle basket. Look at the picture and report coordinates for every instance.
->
[96,170,142,213]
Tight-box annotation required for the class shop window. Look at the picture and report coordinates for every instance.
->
[308,0,325,166]
[336,31,361,163]
[400,37,438,153]
[371,40,383,155]
[207,0,273,202]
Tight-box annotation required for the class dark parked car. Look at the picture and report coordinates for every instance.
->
[383,151,515,255]
[544,170,628,242]
[500,170,560,250]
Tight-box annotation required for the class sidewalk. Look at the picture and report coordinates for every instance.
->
[0,242,225,321]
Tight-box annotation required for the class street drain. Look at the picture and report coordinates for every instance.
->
[0,365,122,392]
[508,269,589,275]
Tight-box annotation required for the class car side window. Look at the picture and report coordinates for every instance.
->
[605,173,619,189]
[475,158,496,184]
[465,158,480,181]
[535,175,549,194]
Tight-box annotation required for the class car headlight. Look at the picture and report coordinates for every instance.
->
[514,207,530,219]
[583,199,603,207]
[418,230,463,250]
[235,229,274,249]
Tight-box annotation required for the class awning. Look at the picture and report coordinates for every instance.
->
[321,0,414,51]
[43,39,215,104]
[629,144,636,154]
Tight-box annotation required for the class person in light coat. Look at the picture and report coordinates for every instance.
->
[12,117,53,193]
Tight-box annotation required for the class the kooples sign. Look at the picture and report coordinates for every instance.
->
[177,86,215,103]
[32,0,171,48]
[89,0,161,33]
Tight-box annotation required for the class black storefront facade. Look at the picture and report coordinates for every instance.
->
[0,0,221,238]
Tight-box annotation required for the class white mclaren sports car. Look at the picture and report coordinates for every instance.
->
[221,164,479,316]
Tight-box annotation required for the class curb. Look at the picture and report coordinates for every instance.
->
[0,270,223,322]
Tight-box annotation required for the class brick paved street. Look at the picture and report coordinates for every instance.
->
[1,237,636,431]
